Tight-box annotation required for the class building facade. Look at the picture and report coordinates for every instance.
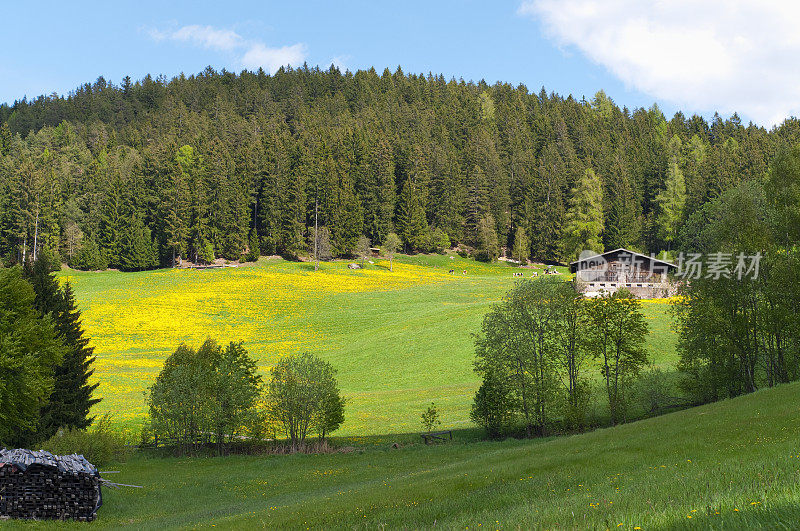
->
[569,248,678,299]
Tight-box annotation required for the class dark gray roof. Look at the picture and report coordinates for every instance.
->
[0,448,98,475]
[569,248,677,273]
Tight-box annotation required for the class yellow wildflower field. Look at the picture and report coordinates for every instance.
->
[60,258,677,436]
[60,258,503,435]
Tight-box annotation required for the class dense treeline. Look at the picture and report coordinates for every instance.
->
[2,65,798,269]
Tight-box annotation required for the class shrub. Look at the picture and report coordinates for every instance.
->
[243,230,260,262]
[430,228,451,254]
[265,352,345,449]
[632,367,684,417]
[198,241,215,264]
[473,249,491,262]
[70,238,108,271]
[421,403,441,433]
[39,415,132,467]
[470,374,514,438]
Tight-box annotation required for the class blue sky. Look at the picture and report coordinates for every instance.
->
[3,1,798,126]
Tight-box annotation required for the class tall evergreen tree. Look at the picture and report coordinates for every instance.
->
[562,168,604,260]
[396,178,429,251]
[0,267,65,446]
[40,283,100,437]
[654,159,687,250]
[24,254,100,438]
[118,215,158,271]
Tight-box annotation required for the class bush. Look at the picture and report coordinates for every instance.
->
[39,415,132,467]
[560,381,594,432]
[473,249,491,262]
[470,374,514,438]
[147,339,263,455]
[198,241,215,264]
[243,230,260,262]
[70,238,108,271]
[430,228,451,254]
[265,352,345,449]
[632,367,684,417]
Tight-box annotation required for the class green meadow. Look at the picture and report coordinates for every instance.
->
[59,254,678,437]
[13,377,800,529]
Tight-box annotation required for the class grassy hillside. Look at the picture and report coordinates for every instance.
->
[14,379,800,529]
[59,255,677,436]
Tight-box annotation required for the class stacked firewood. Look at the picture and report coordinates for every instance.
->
[0,449,102,521]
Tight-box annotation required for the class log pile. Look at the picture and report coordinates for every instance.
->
[0,449,102,521]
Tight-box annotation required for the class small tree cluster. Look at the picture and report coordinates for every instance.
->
[472,279,649,437]
[674,148,800,404]
[265,352,345,449]
[147,339,262,454]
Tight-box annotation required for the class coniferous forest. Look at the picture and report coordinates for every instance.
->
[2,65,798,269]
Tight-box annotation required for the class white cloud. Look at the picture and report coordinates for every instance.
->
[149,25,242,52]
[519,0,800,126]
[241,43,307,72]
[328,55,351,71]
[149,25,307,74]
[171,25,243,51]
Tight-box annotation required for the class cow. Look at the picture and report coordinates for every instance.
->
[448,269,454,274]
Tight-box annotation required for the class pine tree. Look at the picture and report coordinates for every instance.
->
[654,160,687,250]
[165,160,190,266]
[40,282,100,437]
[0,267,65,447]
[118,216,158,271]
[396,178,429,251]
[24,255,100,440]
[604,155,642,250]
[563,168,604,260]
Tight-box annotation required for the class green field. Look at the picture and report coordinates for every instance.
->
[59,254,678,437]
[13,378,800,529]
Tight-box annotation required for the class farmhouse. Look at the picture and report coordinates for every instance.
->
[569,248,678,299]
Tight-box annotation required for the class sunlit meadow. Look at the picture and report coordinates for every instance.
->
[58,255,678,436]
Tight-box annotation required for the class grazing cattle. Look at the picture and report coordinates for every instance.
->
[448,269,454,274]
[462,270,467,275]
[532,271,538,277]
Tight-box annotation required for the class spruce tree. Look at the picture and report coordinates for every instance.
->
[40,282,100,437]
[654,160,687,250]
[396,178,429,252]
[118,216,159,271]
[24,255,100,439]
[0,267,65,447]
[563,168,604,260]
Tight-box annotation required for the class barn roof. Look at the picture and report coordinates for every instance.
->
[569,248,677,273]
[0,448,98,475]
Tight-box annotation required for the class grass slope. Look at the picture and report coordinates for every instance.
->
[59,255,677,436]
[14,380,800,529]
